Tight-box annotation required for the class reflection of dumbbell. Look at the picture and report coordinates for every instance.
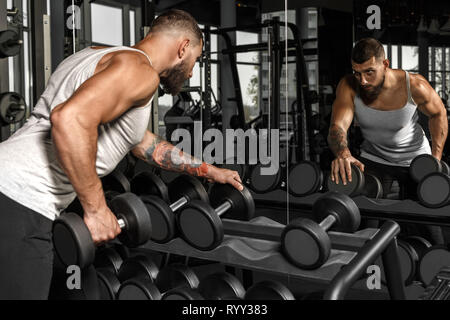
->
[131,172,208,243]
[177,184,255,251]
[52,193,152,269]
[117,261,200,300]
[162,272,245,300]
[326,163,383,199]
[418,245,450,286]
[244,280,295,300]
[248,161,324,196]
[281,191,361,269]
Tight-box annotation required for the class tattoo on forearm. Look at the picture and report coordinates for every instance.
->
[328,124,349,156]
[144,136,208,177]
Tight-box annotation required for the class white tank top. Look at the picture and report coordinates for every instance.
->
[0,46,154,220]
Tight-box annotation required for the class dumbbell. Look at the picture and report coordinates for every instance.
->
[326,163,383,199]
[410,154,450,183]
[404,281,426,300]
[131,172,209,243]
[176,183,255,251]
[417,172,450,208]
[117,262,200,300]
[162,272,245,300]
[130,171,170,202]
[244,280,295,300]
[0,92,26,124]
[418,245,450,286]
[281,191,361,269]
[248,161,324,196]
[0,30,23,59]
[52,192,152,269]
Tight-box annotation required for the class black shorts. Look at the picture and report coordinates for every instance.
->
[0,191,54,300]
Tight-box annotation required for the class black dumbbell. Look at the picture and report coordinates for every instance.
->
[162,272,245,300]
[96,267,122,300]
[117,263,200,300]
[244,280,295,300]
[53,193,152,269]
[0,30,23,59]
[177,184,255,251]
[404,281,426,300]
[248,161,324,196]
[418,245,450,286]
[326,163,383,199]
[281,191,361,269]
[132,173,209,243]
[410,154,450,183]
[0,92,26,124]
[130,171,170,202]
[417,172,450,208]
[397,236,432,285]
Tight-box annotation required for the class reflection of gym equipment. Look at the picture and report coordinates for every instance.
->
[0,92,26,124]
[0,30,23,59]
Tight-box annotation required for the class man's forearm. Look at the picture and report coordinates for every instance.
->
[429,114,448,159]
[327,124,351,158]
[132,132,213,178]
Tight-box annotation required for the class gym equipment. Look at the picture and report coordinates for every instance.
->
[418,245,450,286]
[0,92,26,124]
[421,266,450,300]
[281,191,360,269]
[138,174,209,243]
[162,272,245,300]
[116,254,159,283]
[248,160,323,196]
[396,236,432,285]
[117,263,200,300]
[177,183,255,251]
[220,157,247,181]
[130,171,169,202]
[417,172,450,208]
[0,30,23,59]
[405,281,426,300]
[94,246,124,275]
[326,164,383,199]
[410,154,450,183]
[101,169,131,194]
[244,280,296,300]
[96,267,121,300]
[53,193,152,269]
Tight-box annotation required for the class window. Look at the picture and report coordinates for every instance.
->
[91,3,123,46]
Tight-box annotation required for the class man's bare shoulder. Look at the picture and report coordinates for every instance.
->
[409,73,433,104]
[336,74,357,95]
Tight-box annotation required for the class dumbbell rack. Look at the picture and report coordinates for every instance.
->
[141,216,405,300]
[251,189,450,226]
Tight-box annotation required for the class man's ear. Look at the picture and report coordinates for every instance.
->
[383,58,390,69]
[178,39,190,59]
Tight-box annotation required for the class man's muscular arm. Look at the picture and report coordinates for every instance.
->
[411,74,448,160]
[132,131,243,190]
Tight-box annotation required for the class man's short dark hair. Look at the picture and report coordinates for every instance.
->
[150,9,203,46]
[351,38,385,64]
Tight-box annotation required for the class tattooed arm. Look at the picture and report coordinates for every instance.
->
[327,76,365,184]
[131,131,243,190]
[411,74,448,160]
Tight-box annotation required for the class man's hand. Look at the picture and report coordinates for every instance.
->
[330,155,365,185]
[206,166,243,191]
[83,207,122,244]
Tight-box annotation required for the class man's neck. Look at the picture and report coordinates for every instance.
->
[132,35,175,76]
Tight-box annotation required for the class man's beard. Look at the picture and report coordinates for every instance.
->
[360,75,385,104]
[160,60,189,96]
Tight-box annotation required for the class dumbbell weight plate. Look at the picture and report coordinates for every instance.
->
[326,164,365,197]
[397,240,419,286]
[197,272,245,300]
[0,92,26,124]
[288,161,323,196]
[410,154,442,183]
[249,163,282,193]
[405,281,426,300]
[117,254,159,283]
[417,172,450,208]
[130,171,170,202]
[363,173,383,199]
[101,169,131,194]
[418,245,450,286]
[0,30,22,58]
[281,218,330,269]
[155,263,200,293]
[244,281,295,300]
[168,174,209,204]
[405,236,432,257]
[94,246,123,275]
[117,277,162,300]
[139,195,174,243]
[96,268,121,300]
[441,161,450,175]
[162,287,204,300]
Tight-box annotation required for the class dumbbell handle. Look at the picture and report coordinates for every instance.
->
[170,196,189,212]
[319,215,337,231]
[215,200,233,217]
